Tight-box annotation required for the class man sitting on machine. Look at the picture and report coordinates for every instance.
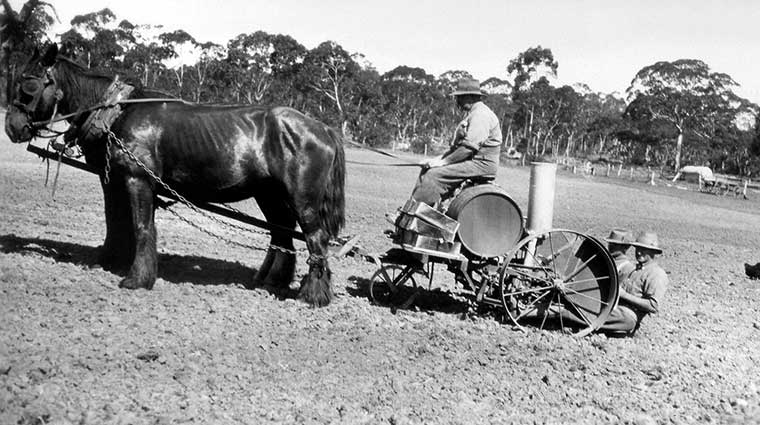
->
[409,77,503,207]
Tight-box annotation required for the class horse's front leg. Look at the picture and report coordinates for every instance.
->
[299,223,334,307]
[98,176,135,271]
[118,176,158,290]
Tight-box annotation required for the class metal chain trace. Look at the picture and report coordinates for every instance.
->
[105,129,302,256]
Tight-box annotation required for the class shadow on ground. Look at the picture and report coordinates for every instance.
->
[347,274,487,317]
[0,233,260,288]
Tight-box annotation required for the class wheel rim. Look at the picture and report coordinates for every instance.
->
[369,264,421,309]
[499,229,618,336]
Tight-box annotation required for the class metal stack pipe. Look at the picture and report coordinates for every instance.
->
[523,162,557,267]
[526,162,557,234]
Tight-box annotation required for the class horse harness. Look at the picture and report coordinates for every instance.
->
[23,71,329,263]
[14,67,64,135]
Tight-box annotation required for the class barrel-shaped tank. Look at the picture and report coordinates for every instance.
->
[446,184,524,258]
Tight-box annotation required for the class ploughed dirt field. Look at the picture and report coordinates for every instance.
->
[2,128,760,424]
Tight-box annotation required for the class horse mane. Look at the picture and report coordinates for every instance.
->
[52,57,120,112]
[52,56,176,111]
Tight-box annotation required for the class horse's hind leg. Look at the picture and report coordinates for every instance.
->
[119,177,158,290]
[98,177,135,271]
[250,194,297,288]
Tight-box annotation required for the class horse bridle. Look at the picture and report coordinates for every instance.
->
[13,66,64,135]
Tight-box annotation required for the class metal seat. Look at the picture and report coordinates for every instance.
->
[465,175,496,185]
[440,175,498,212]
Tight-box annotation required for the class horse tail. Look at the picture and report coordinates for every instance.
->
[320,127,346,238]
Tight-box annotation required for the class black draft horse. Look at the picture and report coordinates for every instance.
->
[5,44,345,306]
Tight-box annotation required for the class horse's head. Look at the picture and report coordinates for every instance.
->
[5,44,63,143]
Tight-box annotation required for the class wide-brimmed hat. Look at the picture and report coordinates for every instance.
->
[630,231,663,253]
[451,78,486,97]
[604,229,632,245]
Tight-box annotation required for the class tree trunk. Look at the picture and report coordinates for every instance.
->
[565,130,575,158]
[674,131,684,171]
[540,133,548,157]
[526,107,534,154]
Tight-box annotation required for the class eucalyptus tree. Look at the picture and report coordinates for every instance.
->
[226,31,276,103]
[186,41,224,102]
[507,45,558,95]
[224,31,307,105]
[437,69,472,93]
[571,90,626,157]
[263,34,307,106]
[505,46,564,157]
[60,8,129,70]
[0,0,56,104]
[158,29,196,97]
[121,26,172,88]
[509,77,571,157]
[379,66,443,149]
[625,59,747,171]
[339,56,382,145]
[481,77,511,95]
[298,40,359,133]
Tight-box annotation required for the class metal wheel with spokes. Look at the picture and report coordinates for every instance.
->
[499,229,618,336]
[369,264,423,311]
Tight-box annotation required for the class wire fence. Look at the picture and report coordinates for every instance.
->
[546,157,756,199]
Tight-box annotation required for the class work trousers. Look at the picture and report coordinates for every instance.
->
[411,156,498,206]
[559,304,640,335]
[598,305,640,334]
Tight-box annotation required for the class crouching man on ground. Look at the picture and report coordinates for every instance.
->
[600,231,669,335]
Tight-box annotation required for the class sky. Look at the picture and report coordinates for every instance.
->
[14,0,760,104]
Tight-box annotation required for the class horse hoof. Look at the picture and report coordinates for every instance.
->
[119,277,153,290]
[298,280,334,307]
[298,290,332,307]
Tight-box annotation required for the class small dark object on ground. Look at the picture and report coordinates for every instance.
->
[744,262,760,279]
[136,351,160,362]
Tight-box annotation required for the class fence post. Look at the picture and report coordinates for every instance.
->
[606,163,611,177]
[617,163,623,177]
[698,174,703,191]
[630,167,634,180]
[572,165,577,174]
[743,180,749,199]
[650,171,656,186]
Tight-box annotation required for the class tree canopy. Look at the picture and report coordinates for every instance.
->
[625,59,755,171]
[1,5,758,175]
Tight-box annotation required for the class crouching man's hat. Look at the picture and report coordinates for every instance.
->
[630,232,663,254]
[604,229,632,245]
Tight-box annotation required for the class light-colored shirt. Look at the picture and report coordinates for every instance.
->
[621,260,668,315]
[611,251,635,278]
[455,101,502,151]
